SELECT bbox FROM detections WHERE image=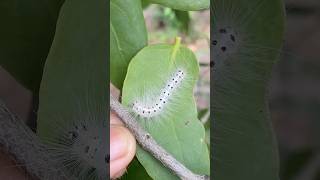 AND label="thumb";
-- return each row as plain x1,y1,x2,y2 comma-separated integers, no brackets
110,112,136,179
